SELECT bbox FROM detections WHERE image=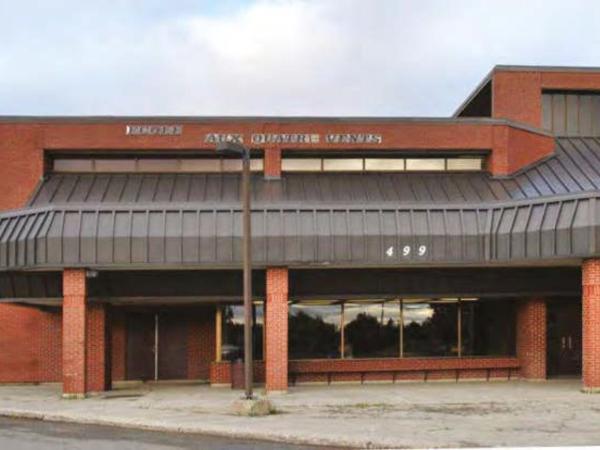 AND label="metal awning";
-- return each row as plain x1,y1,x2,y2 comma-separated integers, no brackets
0,192,597,270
